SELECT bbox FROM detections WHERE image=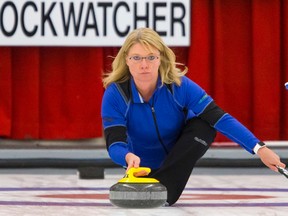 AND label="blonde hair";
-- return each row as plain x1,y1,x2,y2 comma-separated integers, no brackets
102,28,187,88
